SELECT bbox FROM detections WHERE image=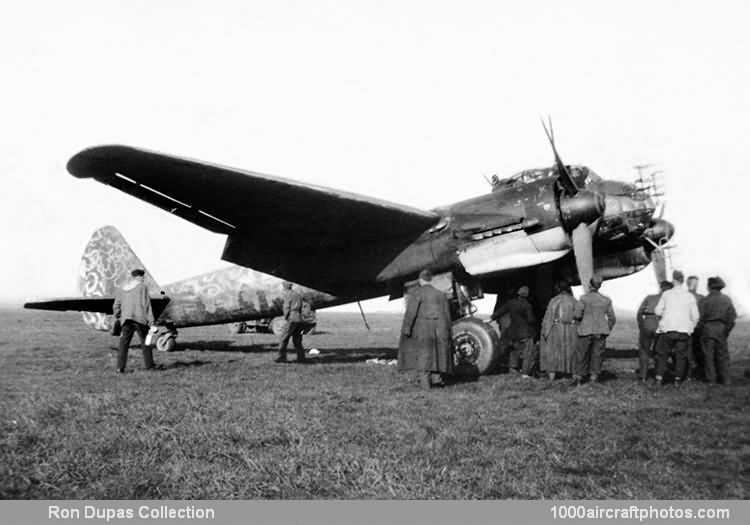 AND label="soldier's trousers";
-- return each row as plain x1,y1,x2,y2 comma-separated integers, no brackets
655,331,689,380
508,338,537,375
701,336,730,384
576,335,606,378
638,330,658,380
278,321,305,359
118,320,155,371
688,329,704,378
